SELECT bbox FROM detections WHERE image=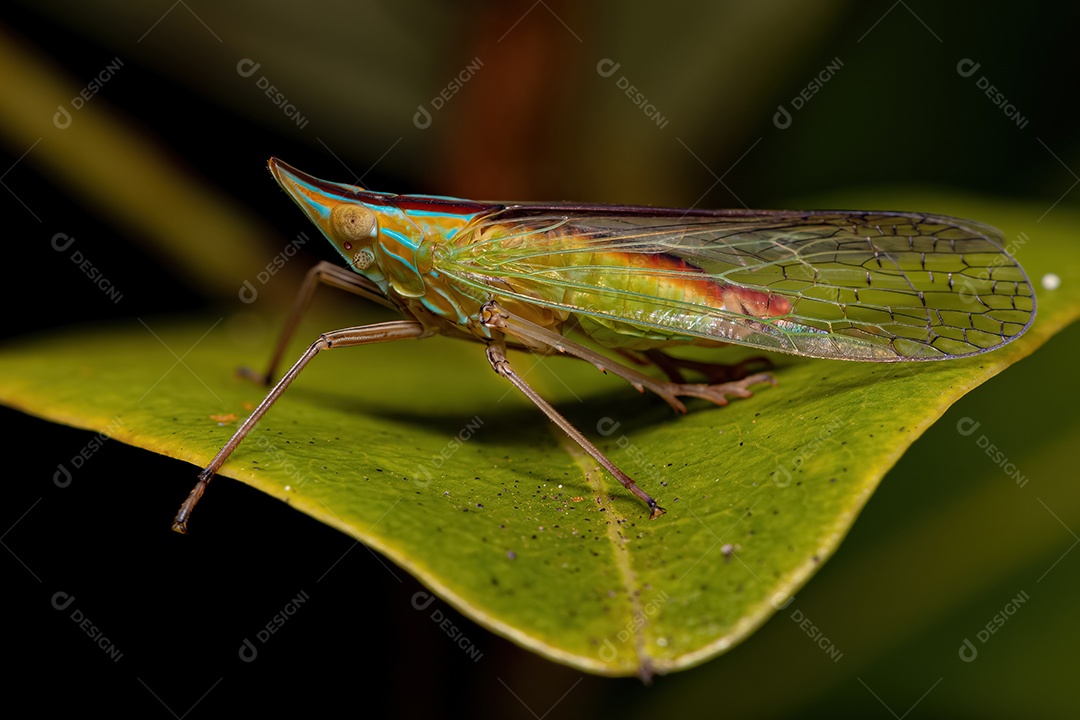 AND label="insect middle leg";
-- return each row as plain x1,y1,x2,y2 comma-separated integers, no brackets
480,302,774,414
485,338,665,520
